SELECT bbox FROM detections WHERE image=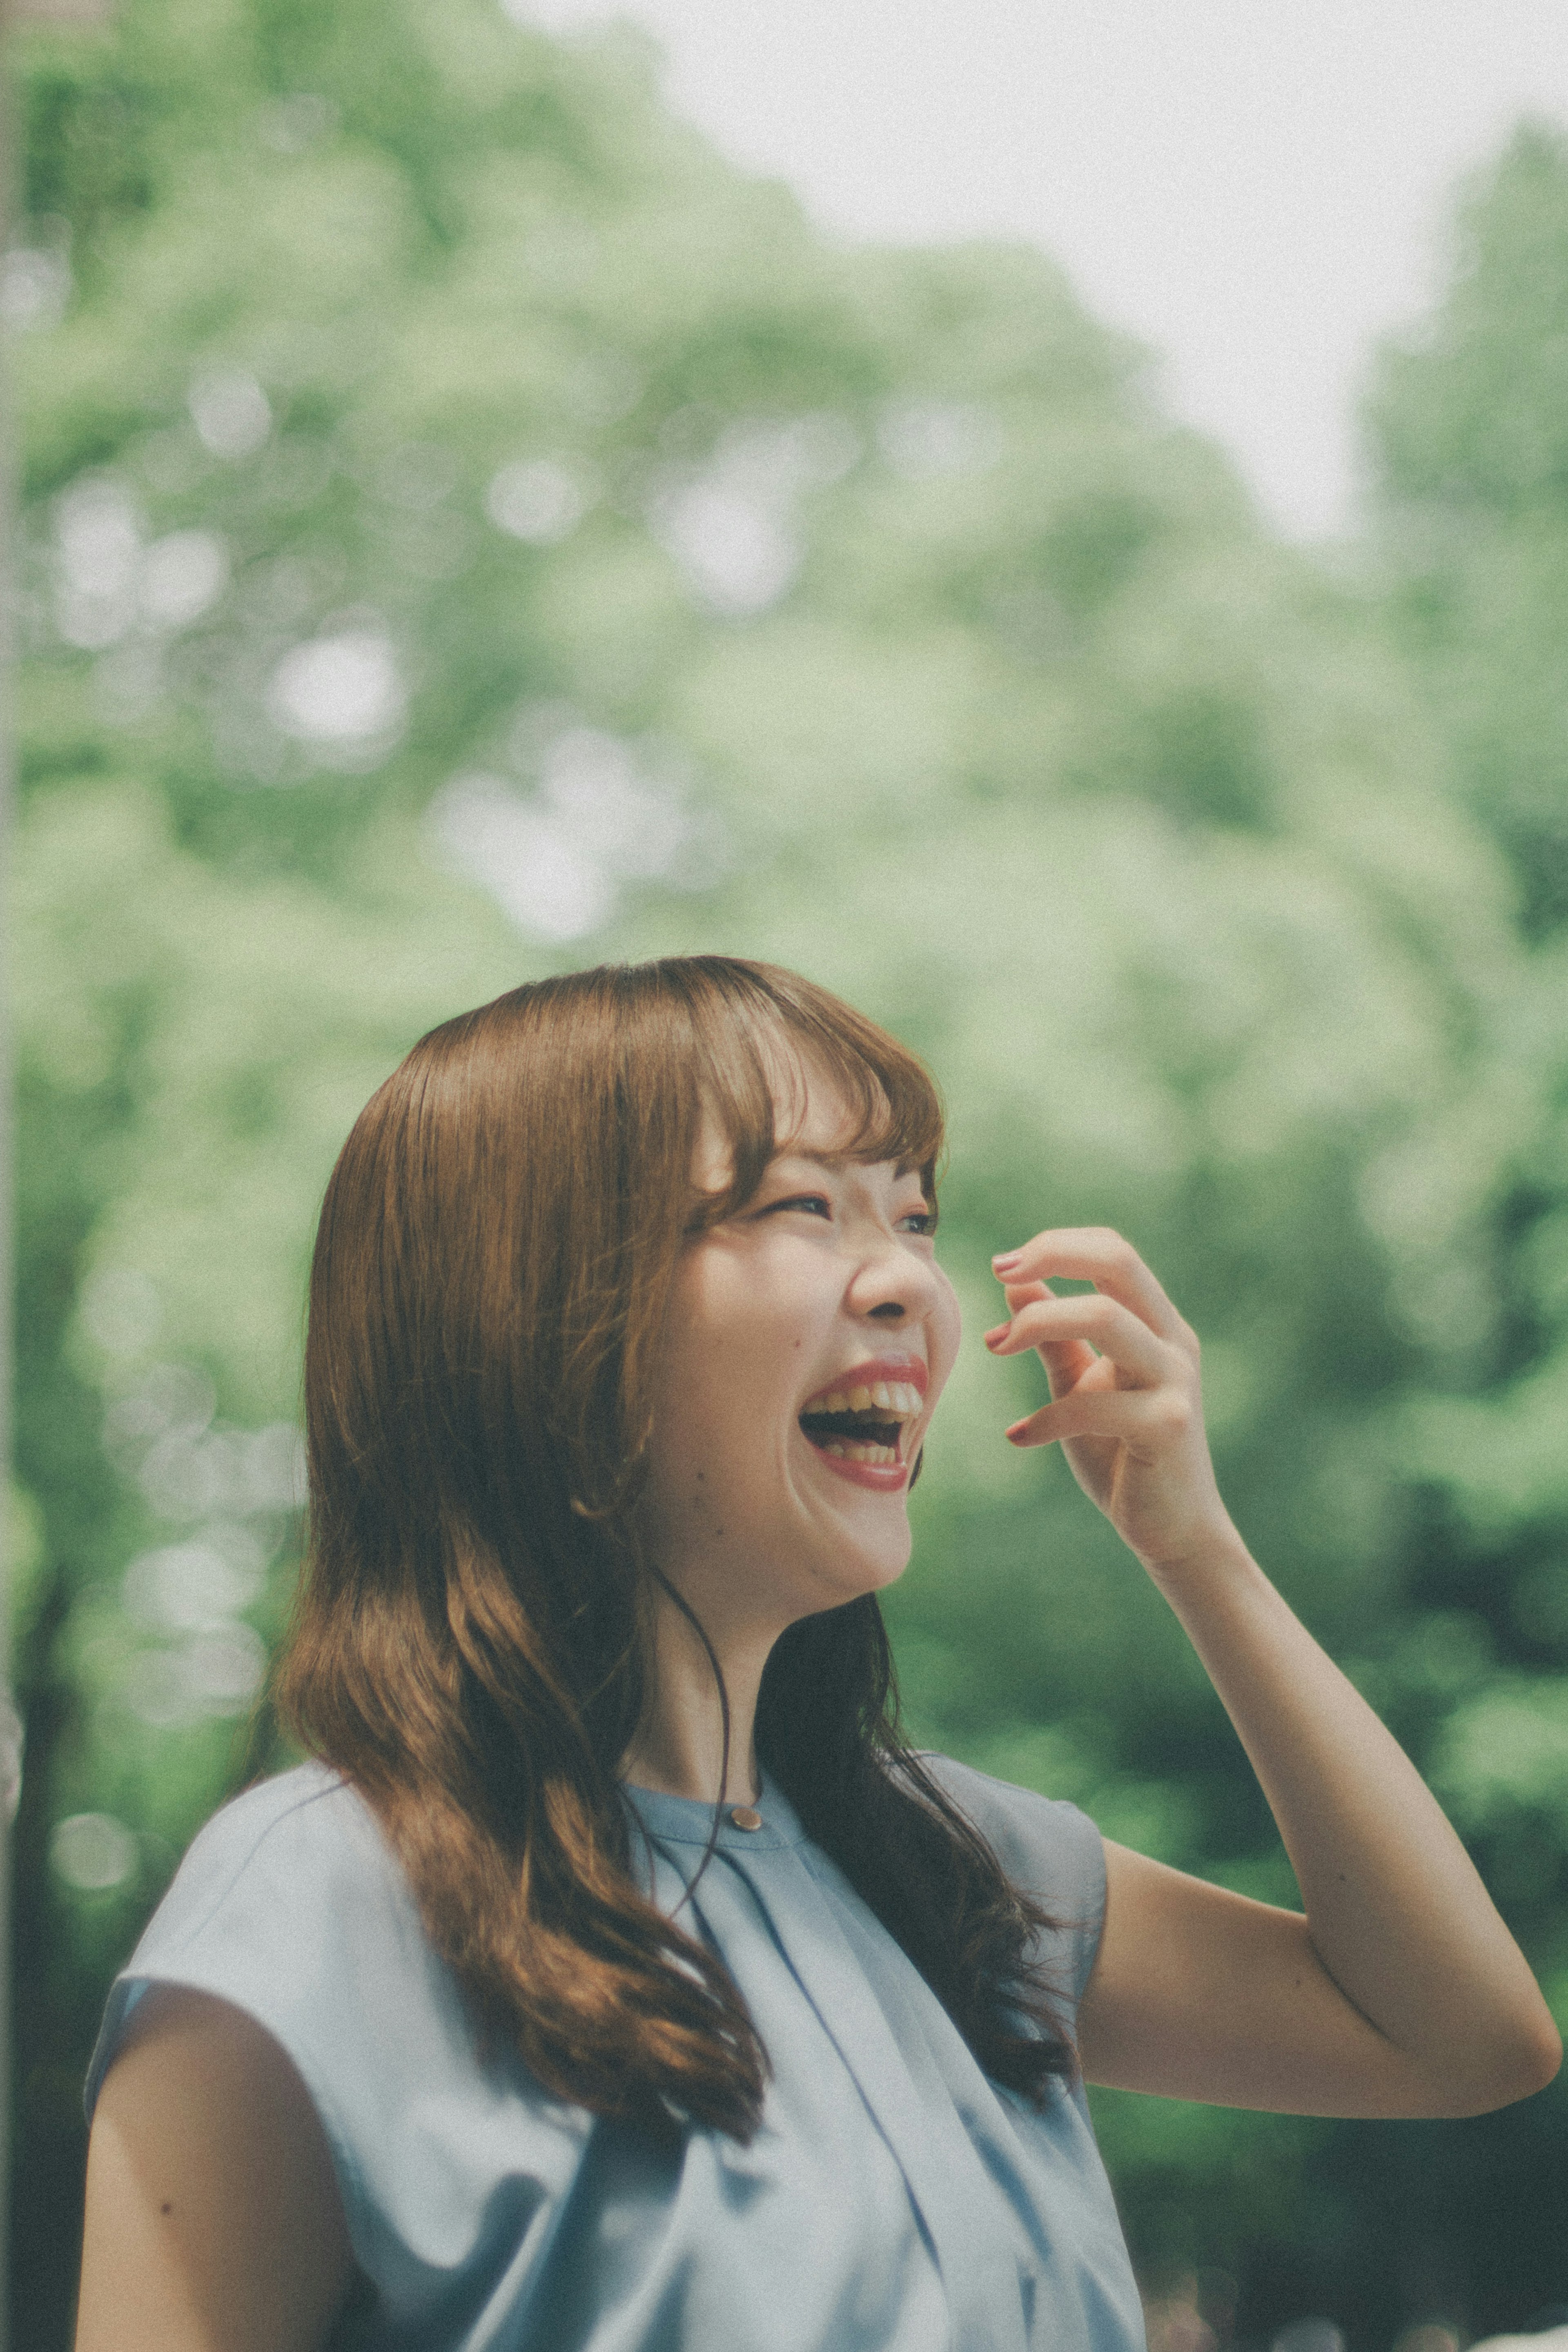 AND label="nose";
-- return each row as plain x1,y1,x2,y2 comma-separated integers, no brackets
845,1226,943,1326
